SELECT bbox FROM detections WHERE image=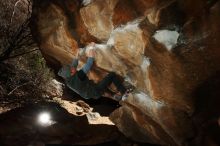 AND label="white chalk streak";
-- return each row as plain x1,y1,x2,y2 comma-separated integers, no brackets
153,30,179,51
82,0,92,6
107,18,143,46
